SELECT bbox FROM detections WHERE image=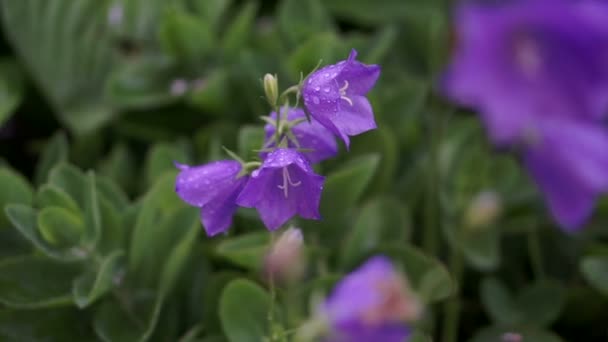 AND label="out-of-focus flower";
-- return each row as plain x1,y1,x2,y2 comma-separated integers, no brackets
523,120,608,229
302,49,381,147
175,161,248,236
170,79,189,96
264,227,306,283
262,107,338,163
108,3,124,27
442,0,608,145
236,149,324,230
323,256,422,342
465,190,502,229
